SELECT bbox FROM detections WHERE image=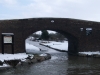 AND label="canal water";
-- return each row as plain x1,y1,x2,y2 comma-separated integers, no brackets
0,41,100,75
